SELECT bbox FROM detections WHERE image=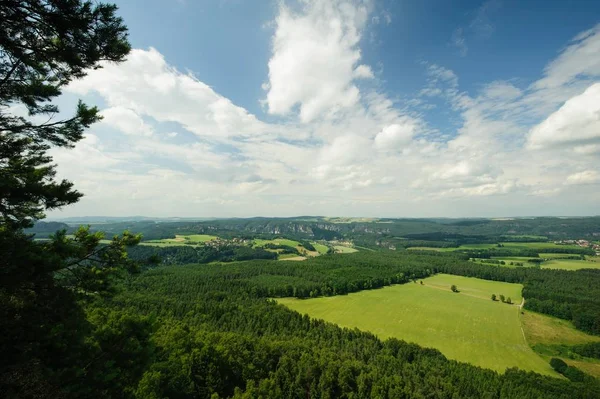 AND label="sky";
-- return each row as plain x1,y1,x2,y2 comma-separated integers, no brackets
45,0,600,218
